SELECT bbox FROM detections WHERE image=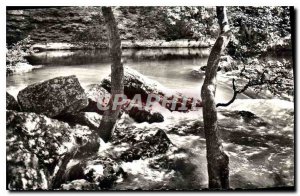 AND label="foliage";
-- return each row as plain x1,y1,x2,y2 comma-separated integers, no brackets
218,7,294,102
227,6,291,58
6,36,32,75
158,7,218,41
240,58,293,99
72,10,107,45
80,6,219,42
